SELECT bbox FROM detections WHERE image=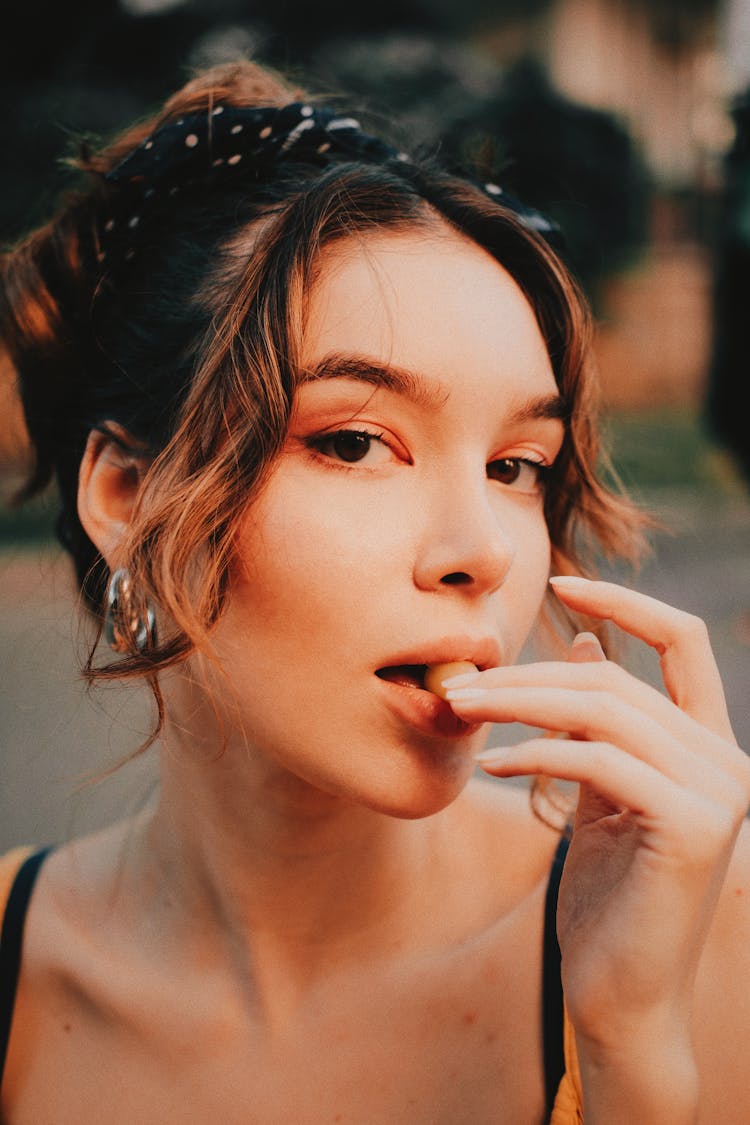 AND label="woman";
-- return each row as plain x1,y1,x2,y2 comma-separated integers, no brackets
1,60,748,1123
